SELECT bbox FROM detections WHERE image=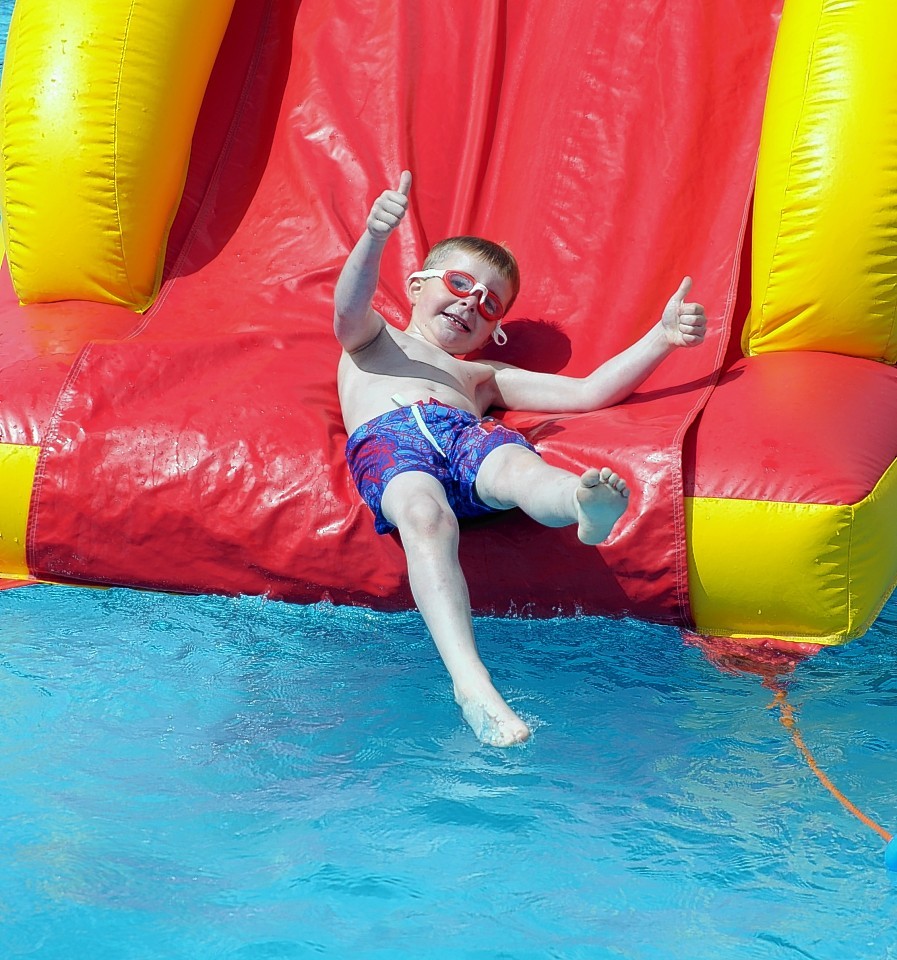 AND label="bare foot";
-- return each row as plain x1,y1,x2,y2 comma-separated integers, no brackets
454,681,531,747
574,467,630,544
